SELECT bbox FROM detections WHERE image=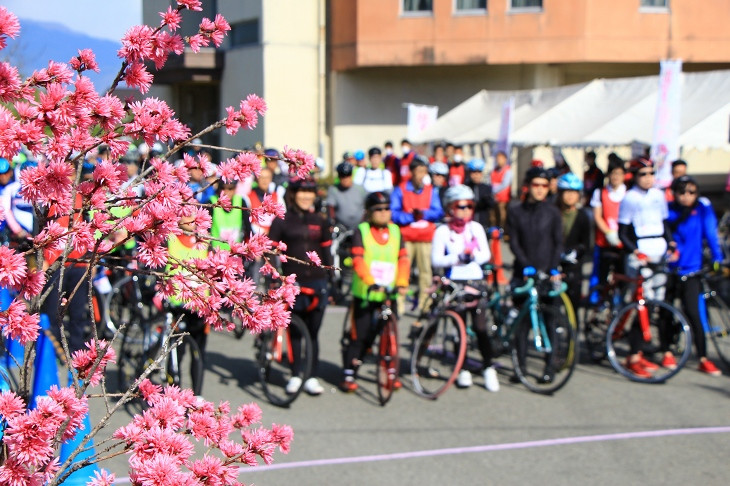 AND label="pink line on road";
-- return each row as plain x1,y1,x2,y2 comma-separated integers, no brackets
112,426,730,483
